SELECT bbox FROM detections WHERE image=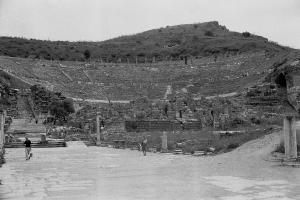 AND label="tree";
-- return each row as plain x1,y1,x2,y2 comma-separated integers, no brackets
63,98,75,113
84,49,91,60
49,98,75,123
